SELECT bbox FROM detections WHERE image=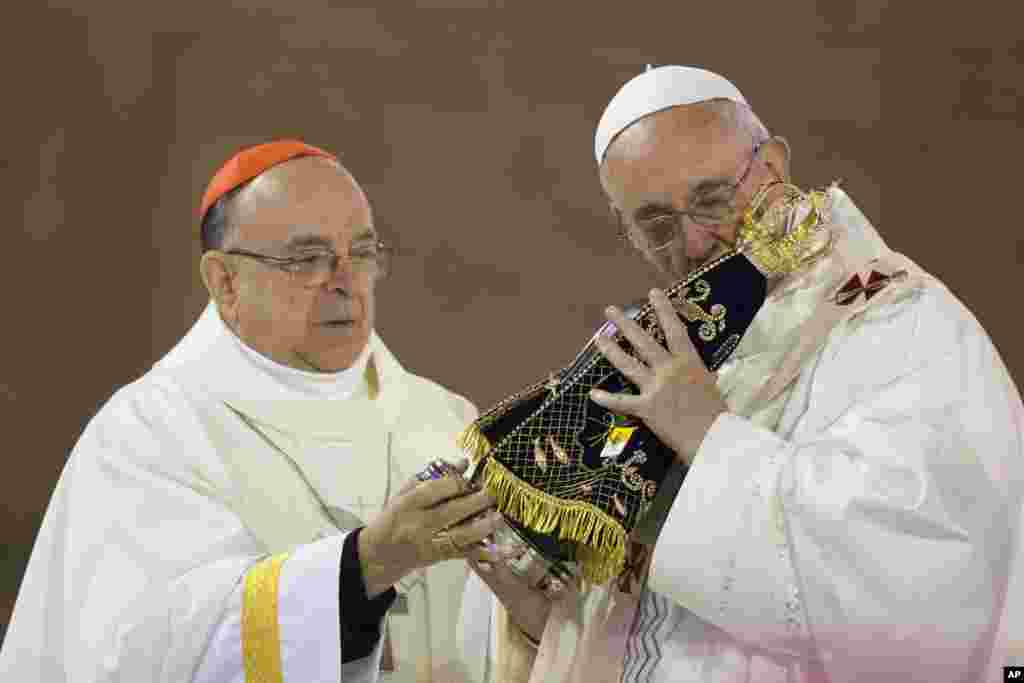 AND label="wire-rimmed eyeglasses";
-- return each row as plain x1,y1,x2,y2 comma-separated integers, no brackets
617,139,768,254
225,239,393,284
